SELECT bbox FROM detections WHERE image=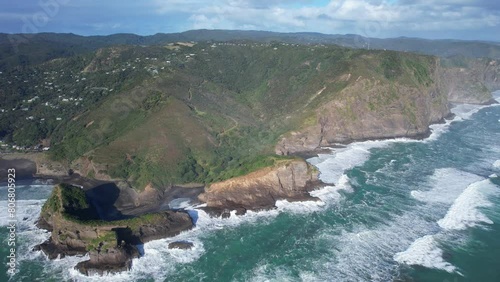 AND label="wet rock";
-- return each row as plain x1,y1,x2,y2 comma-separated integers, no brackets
168,241,194,250
75,244,140,276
